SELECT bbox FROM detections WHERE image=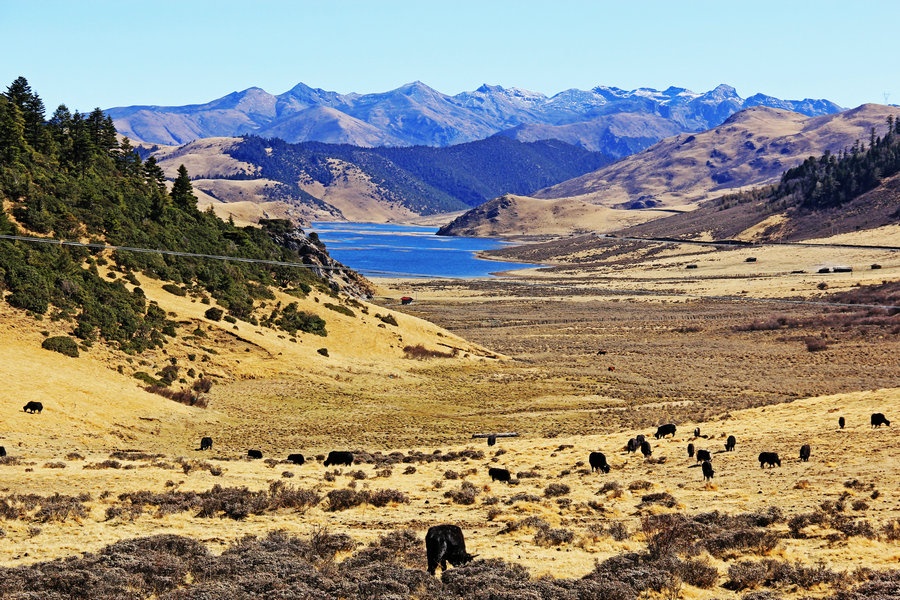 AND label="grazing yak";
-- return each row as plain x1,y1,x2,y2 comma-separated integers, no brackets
871,413,891,428
687,443,695,458
655,423,677,439
640,440,652,457
488,467,511,482
0,446,5,457
625,438,639,453
759,452,781,468
589,452,610,473
725,435,736,452
287,453,305,465
838,416,845,429
696,449,711,463
425,524,476,575
323,451,354,467
694,427,701,438
23,401,43,414
701,460,714,481
635,434,646,445
247,449,263,459
799,444,811,462
487,435,496,447
200,437,213,451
